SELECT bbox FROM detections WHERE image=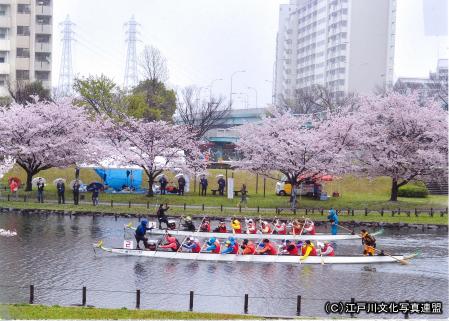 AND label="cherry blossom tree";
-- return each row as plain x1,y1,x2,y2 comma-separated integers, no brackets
0,99,102,191
105,117,205,196
235,110,354,187
346,92,448,201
